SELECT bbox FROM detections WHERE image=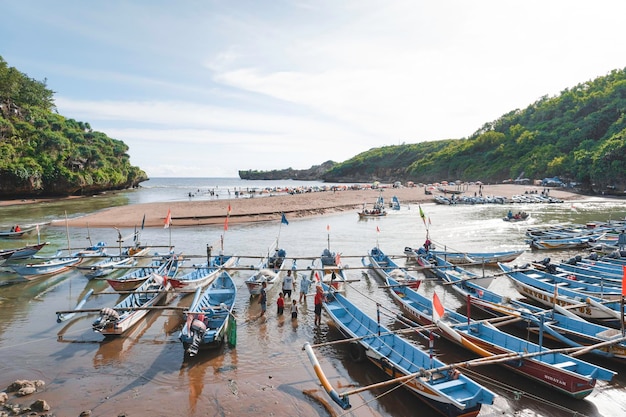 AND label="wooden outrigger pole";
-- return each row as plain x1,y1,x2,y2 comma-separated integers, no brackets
302,342,351,410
